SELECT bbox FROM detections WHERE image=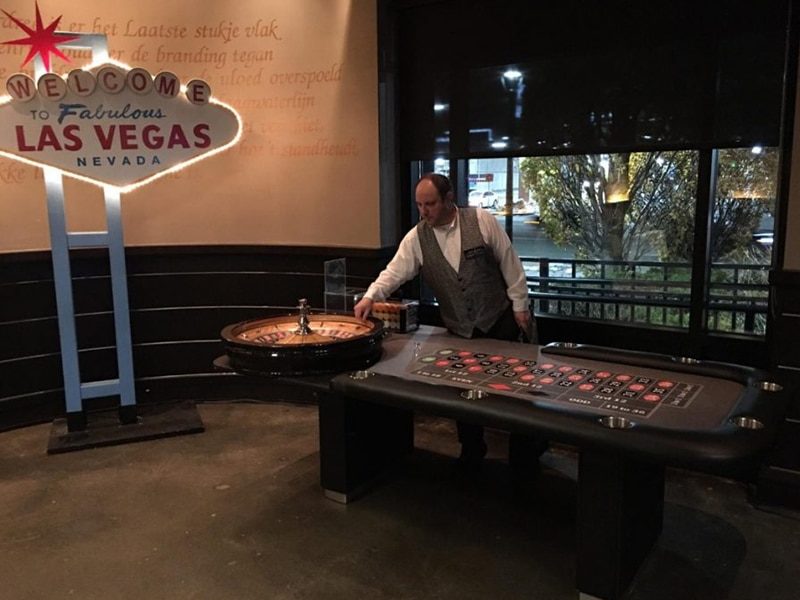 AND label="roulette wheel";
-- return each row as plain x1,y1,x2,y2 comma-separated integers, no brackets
221,299,386,376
